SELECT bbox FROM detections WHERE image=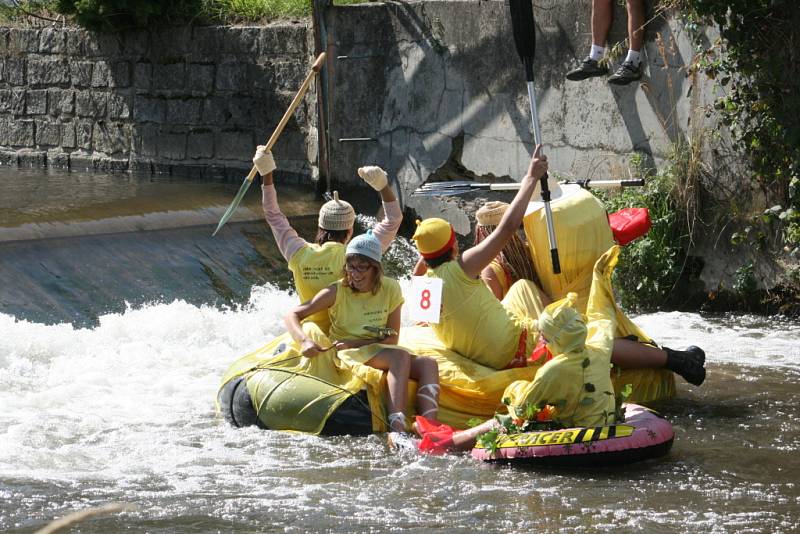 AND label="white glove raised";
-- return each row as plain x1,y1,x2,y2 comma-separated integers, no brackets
253,145,276,176
357,165,389,191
